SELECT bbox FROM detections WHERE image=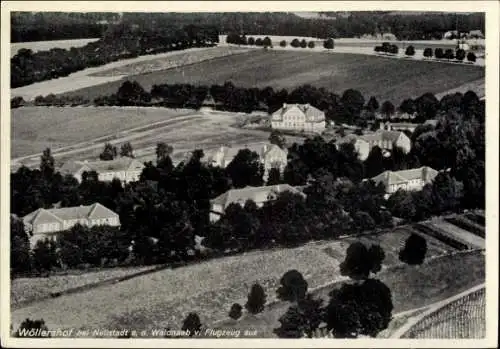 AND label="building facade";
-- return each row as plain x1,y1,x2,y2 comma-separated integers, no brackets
380,121,418,133
271,103,326,133
22,203,120,246
369,166,439,194
209,184,305,222
59,158,144,184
